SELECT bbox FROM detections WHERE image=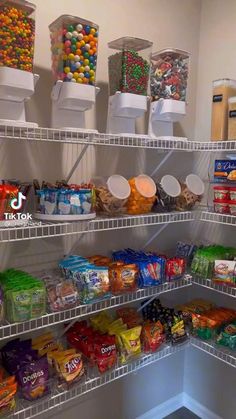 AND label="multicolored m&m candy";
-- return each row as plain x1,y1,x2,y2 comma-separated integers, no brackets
0,1,35,72
108,37,152,96
49,16,98,86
